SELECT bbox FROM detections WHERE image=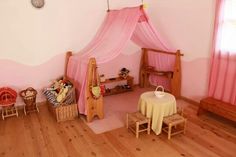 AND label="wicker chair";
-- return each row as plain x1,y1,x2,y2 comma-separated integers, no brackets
20,87,39,115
